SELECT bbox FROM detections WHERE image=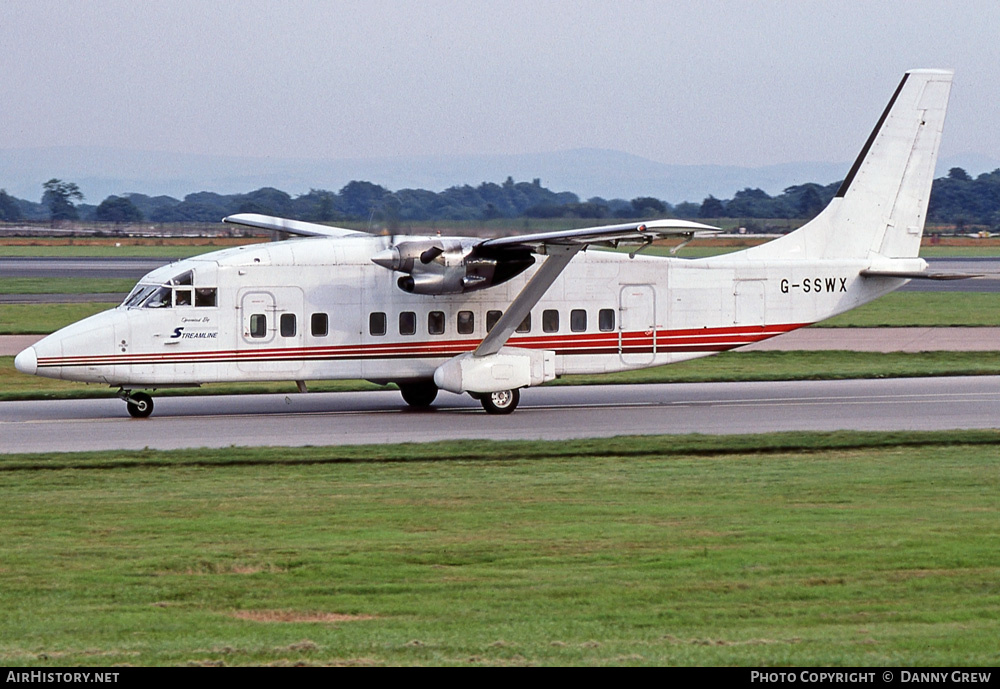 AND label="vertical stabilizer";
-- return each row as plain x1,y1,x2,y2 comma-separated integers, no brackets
746,69,952,260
